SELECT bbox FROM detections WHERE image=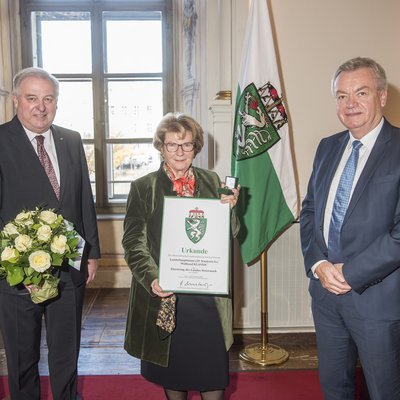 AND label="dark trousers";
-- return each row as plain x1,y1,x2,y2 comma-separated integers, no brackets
312,292,400,400
0,275,85,400
360,369,372,400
